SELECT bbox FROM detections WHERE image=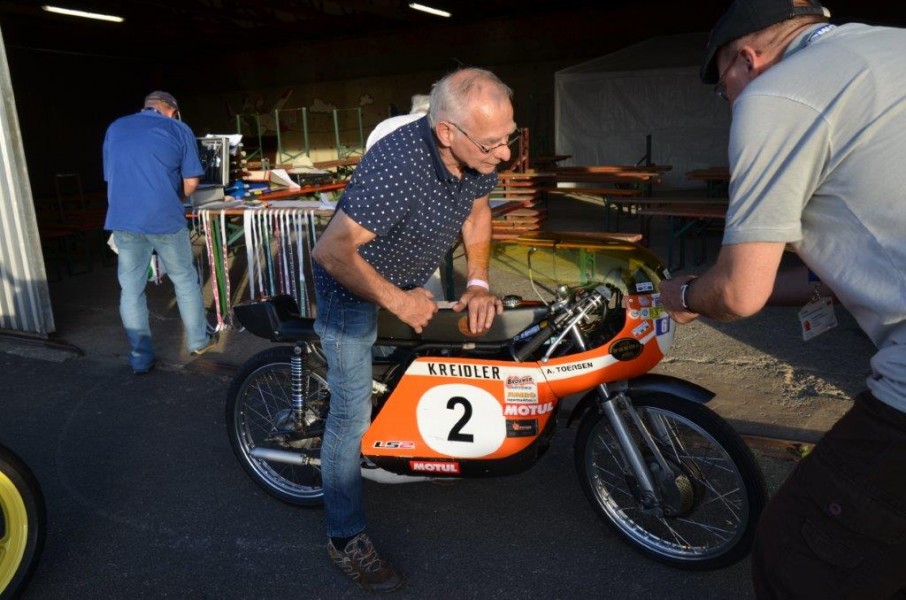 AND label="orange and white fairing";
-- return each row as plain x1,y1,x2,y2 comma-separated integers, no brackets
361,292,675,464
